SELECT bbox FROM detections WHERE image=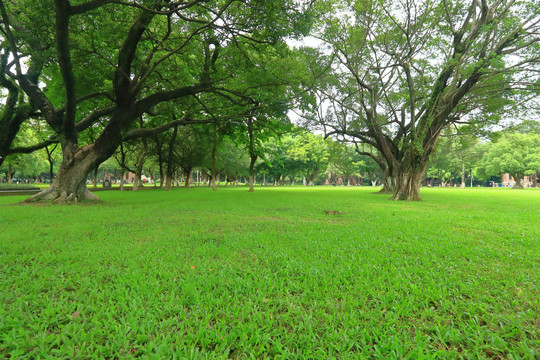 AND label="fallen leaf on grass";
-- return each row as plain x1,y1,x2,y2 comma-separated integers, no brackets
71,311,80,319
